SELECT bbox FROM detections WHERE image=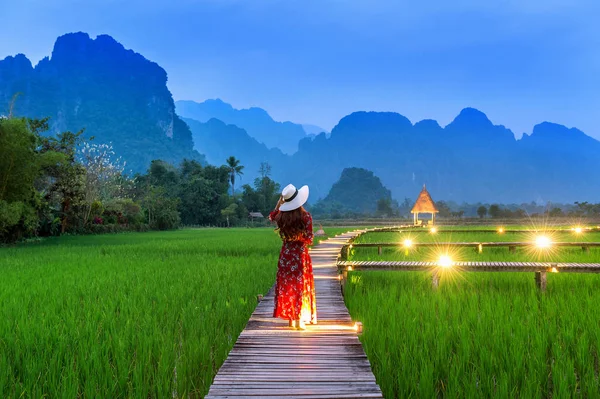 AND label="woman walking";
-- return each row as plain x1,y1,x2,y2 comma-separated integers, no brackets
269,184,317,330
